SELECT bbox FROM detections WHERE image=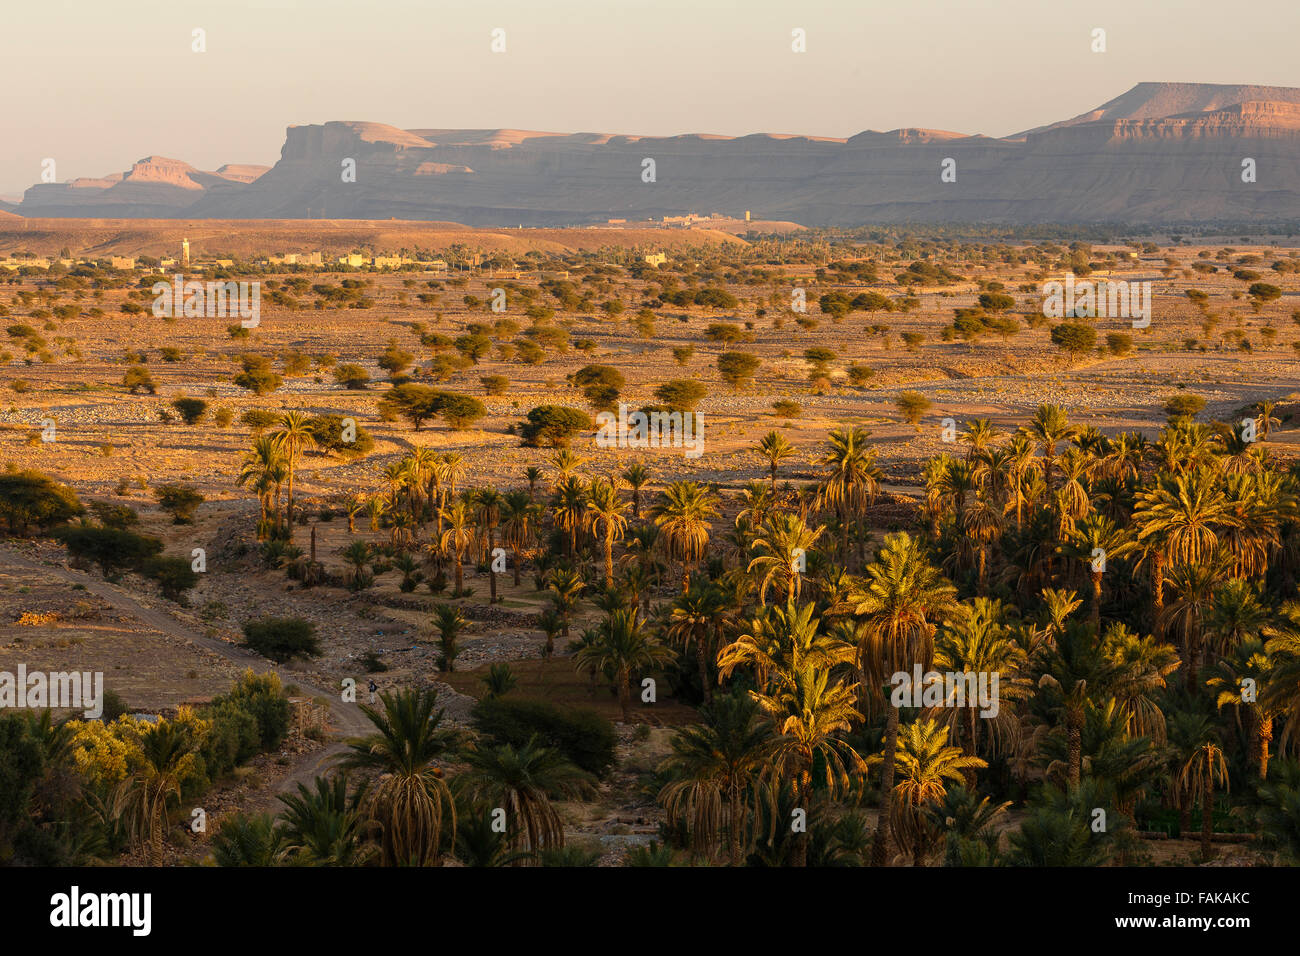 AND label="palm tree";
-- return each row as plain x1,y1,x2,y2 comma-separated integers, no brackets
890,718,986,865
365,495,387,533
344,492,364,534
432,603,466,672
1134,469,1231,614
126,717,199,864
1208,638,1277,780
548,448,586,486
658,692,777,865
1026,403,1076,493
931,598,1030,775
499,490,537,588
474,488,504,603
746,511,824,606
757,431,796,491
552,475,590,557
743,602,866,867
1065,514,1137,632
841,532,957,866
652,481,720,594
277,773,373,866
236,436,288,538
270,411,317,539
1257,400,1281,441
1179,736,1230,861
438,499,476,594
959,418,999,462
523,466,543,502
545,566,585,645
817,425,881,567
210,811,287,867
619,463,652,518
574,608,675,721
962,493,1003,595
667,583,727,706
406,445,440,523
587,477,630,589
458,738,591,859
337,688,459,866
